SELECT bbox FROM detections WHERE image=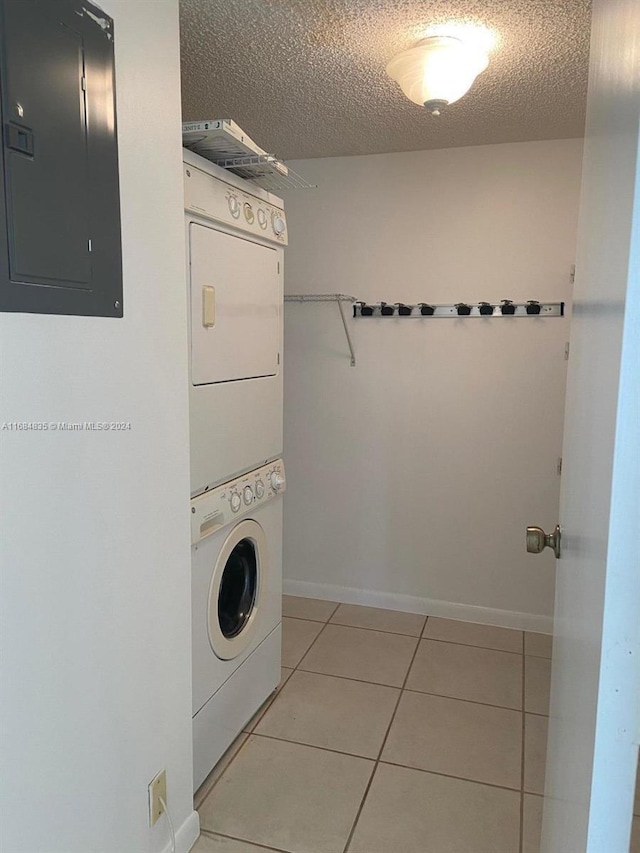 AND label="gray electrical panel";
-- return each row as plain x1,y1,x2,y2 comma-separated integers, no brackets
0,0,122,317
